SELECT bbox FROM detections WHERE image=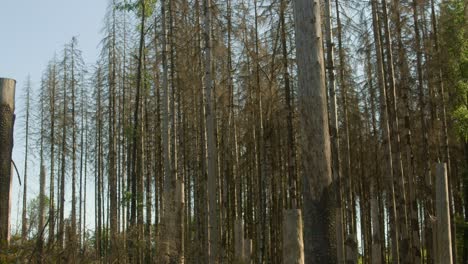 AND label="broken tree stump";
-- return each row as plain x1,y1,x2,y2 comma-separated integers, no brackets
435,163,453,264
283,209,304,264
0,78,16,249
